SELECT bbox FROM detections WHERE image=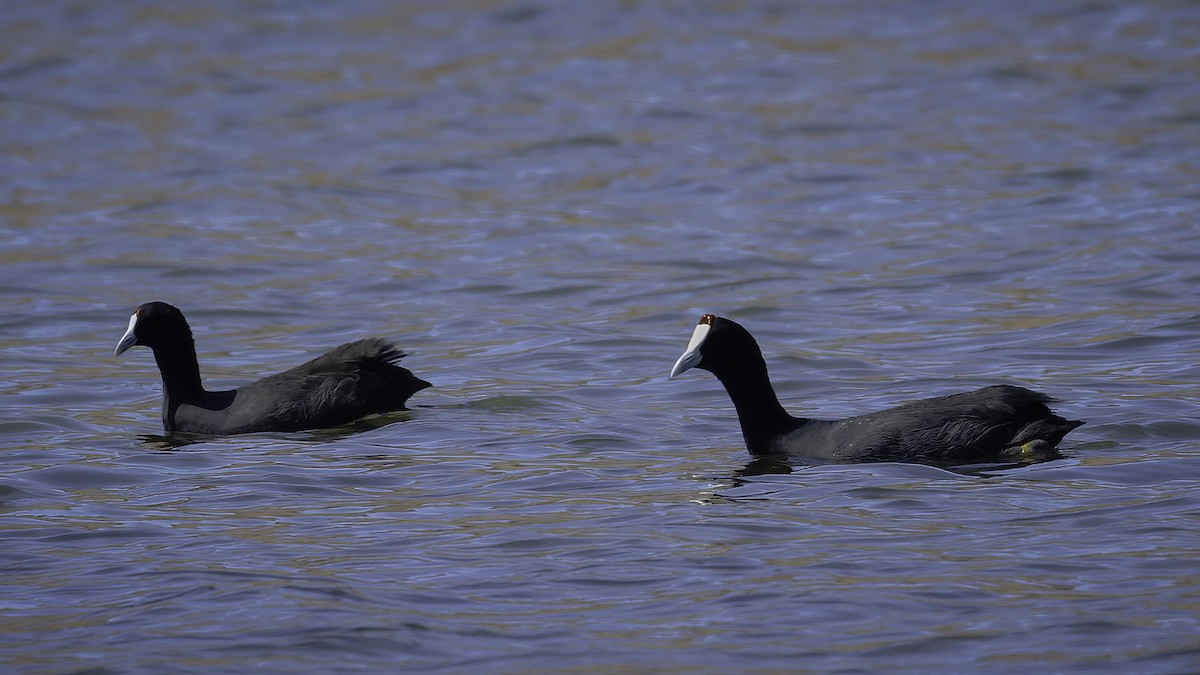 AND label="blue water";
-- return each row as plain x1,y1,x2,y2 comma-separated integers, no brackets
2,1,1199,672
